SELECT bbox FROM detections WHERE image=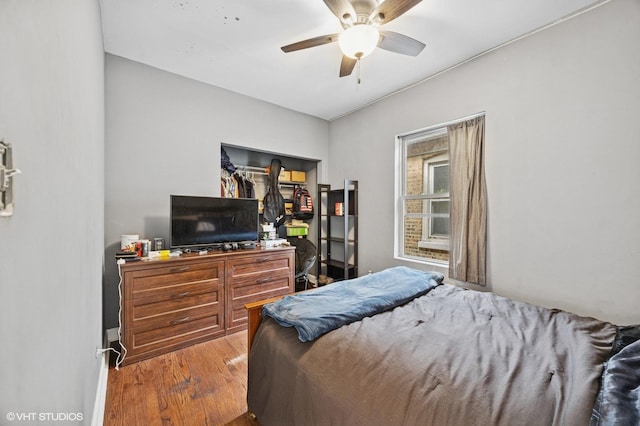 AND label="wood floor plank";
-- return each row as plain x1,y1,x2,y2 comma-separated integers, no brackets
104,331,258,426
